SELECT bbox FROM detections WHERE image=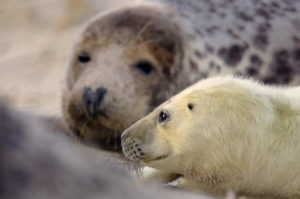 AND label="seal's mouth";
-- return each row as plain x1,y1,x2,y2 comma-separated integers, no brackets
68,121,122,152
142,154,169,163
